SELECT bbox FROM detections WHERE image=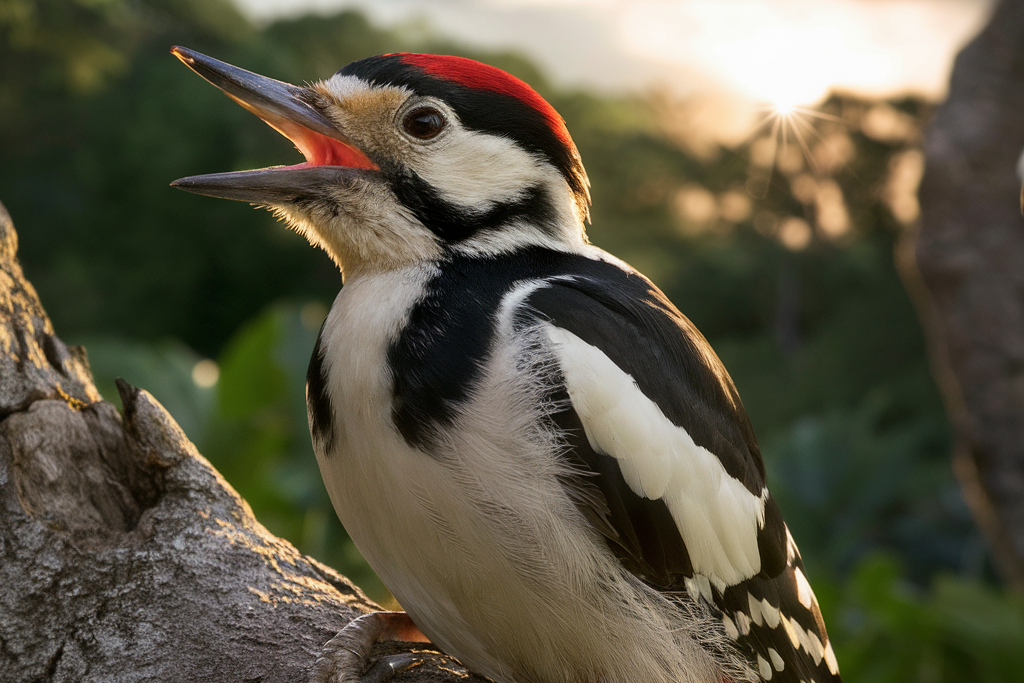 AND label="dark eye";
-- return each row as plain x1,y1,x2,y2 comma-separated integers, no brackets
402,107,445,140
